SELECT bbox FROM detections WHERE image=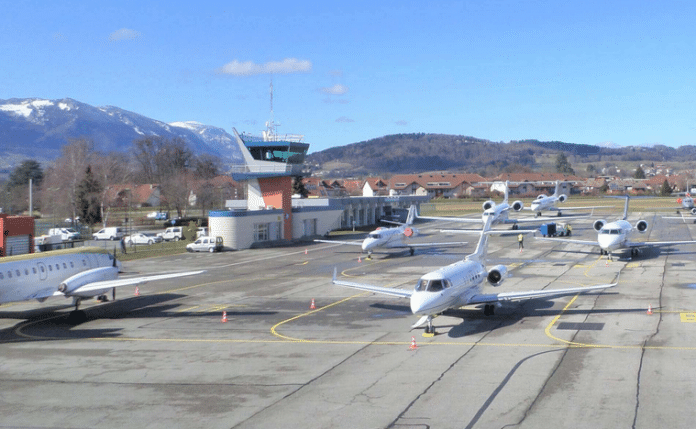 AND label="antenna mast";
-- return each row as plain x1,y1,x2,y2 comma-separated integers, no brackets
263,79,277,142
